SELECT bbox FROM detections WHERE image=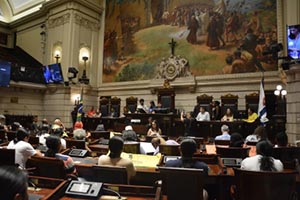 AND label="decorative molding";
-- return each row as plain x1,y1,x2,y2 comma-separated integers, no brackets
74,13,100,31
48,13,70,28
155,55,193,81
